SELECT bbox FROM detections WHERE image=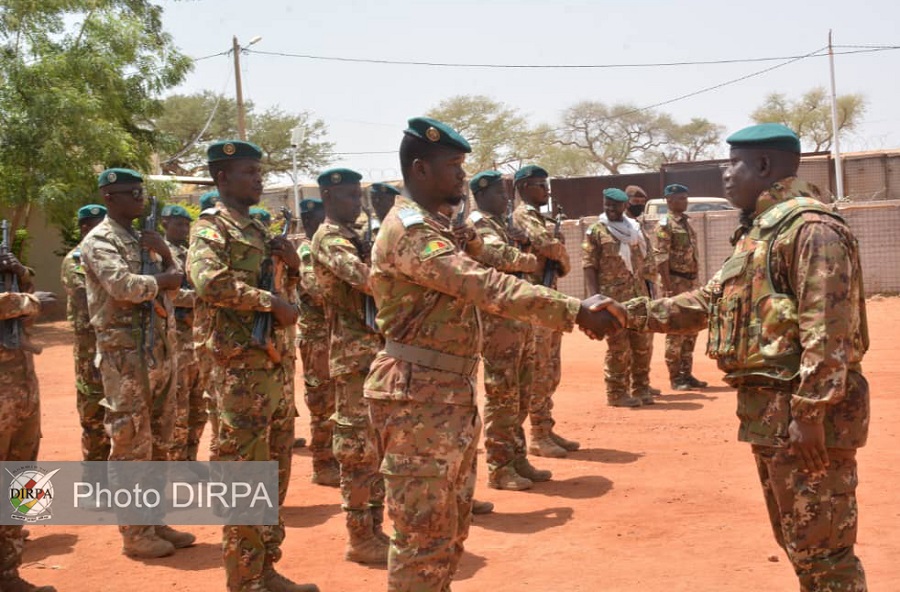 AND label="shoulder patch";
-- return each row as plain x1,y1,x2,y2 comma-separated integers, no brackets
196,226,225,243
329,236,355,248
468,210,484,223
397,207,425,228
420,239,455,261
298,243,312,256
200,207,220,217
